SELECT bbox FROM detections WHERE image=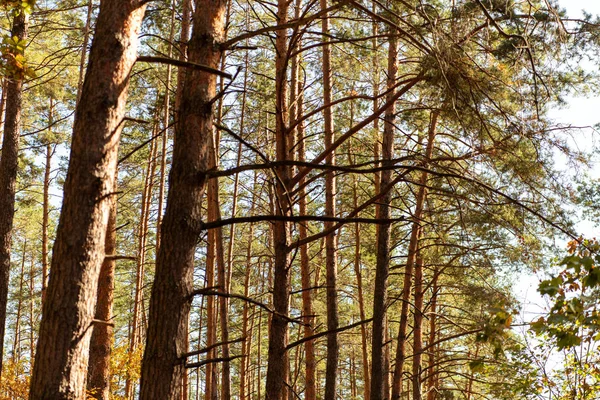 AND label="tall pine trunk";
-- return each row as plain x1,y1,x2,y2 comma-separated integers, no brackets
265,0,292,397
0,10,27,381
370,32,398,400
29,1,146,397
139,0,226,398
320,0,339,398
